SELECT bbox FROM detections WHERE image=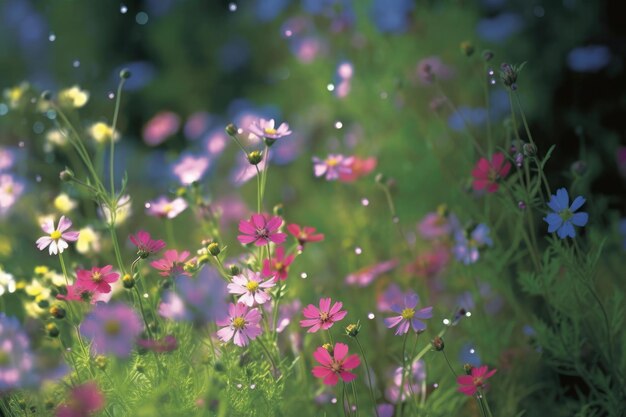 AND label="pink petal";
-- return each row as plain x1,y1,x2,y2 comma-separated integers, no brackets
333,343,349,361
300,318,320,328
319,298,331,313
57,215,72,232
36,236,52,250
339,371,357,383
238,235,258,244
312,366,333,379
217,327,234,342
62,231,80,241
269,232,287,244
329,301,343,316
238,219,256,234
491,153,504,170
233,330,247,347
251,214,266,229
342,354,360,370
41,219,55,234
265,216,283,231
323,372,339,386
313,347,333,366
302,305,320,319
